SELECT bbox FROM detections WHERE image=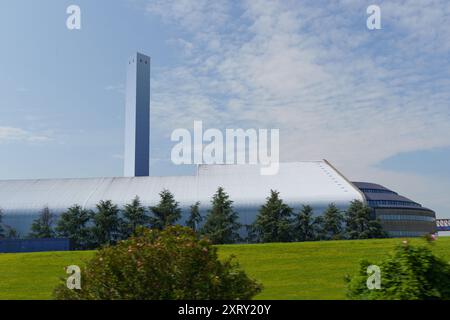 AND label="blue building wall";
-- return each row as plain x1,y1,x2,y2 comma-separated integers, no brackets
0,238,70,253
